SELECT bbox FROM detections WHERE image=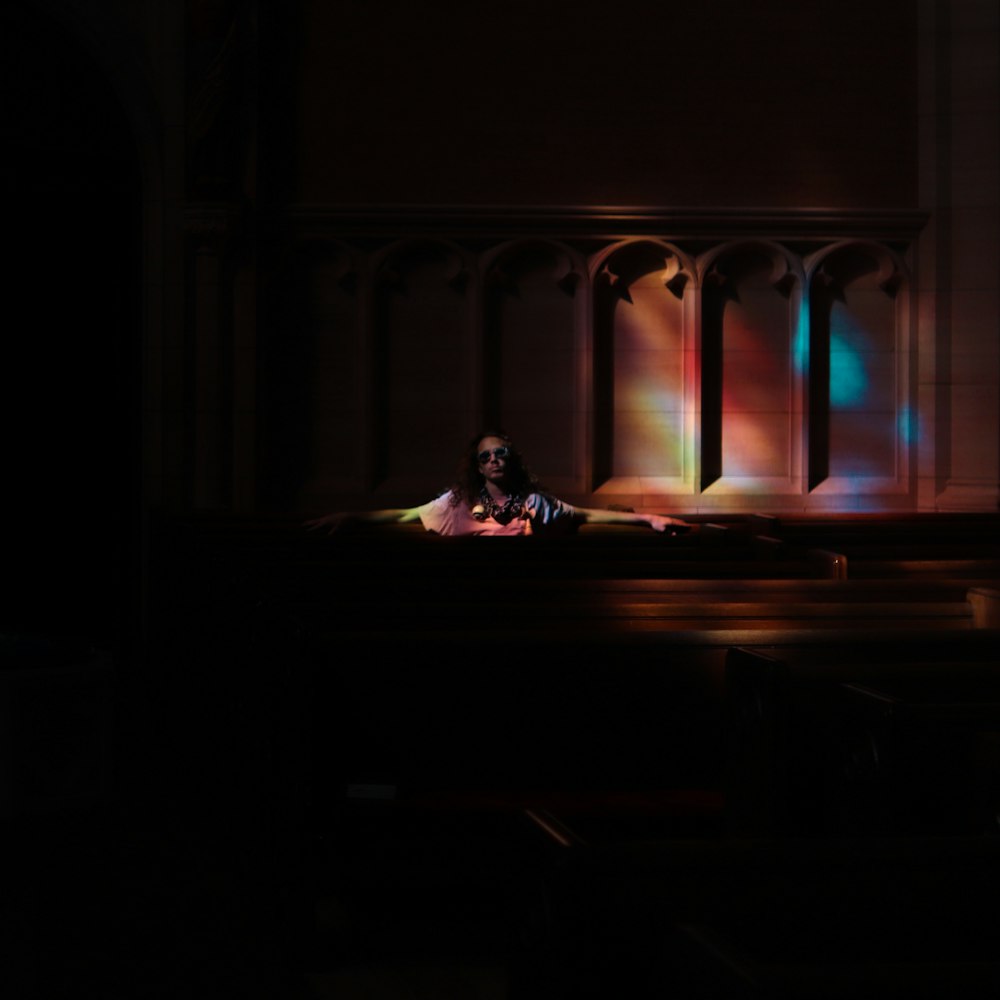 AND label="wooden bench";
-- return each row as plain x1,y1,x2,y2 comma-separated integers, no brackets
516,830,1000,999
142,511,997,827
724,631,1000,837
189,519,980,639
742,511,1000,584
969,585,1000,627
140,510,1000,998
